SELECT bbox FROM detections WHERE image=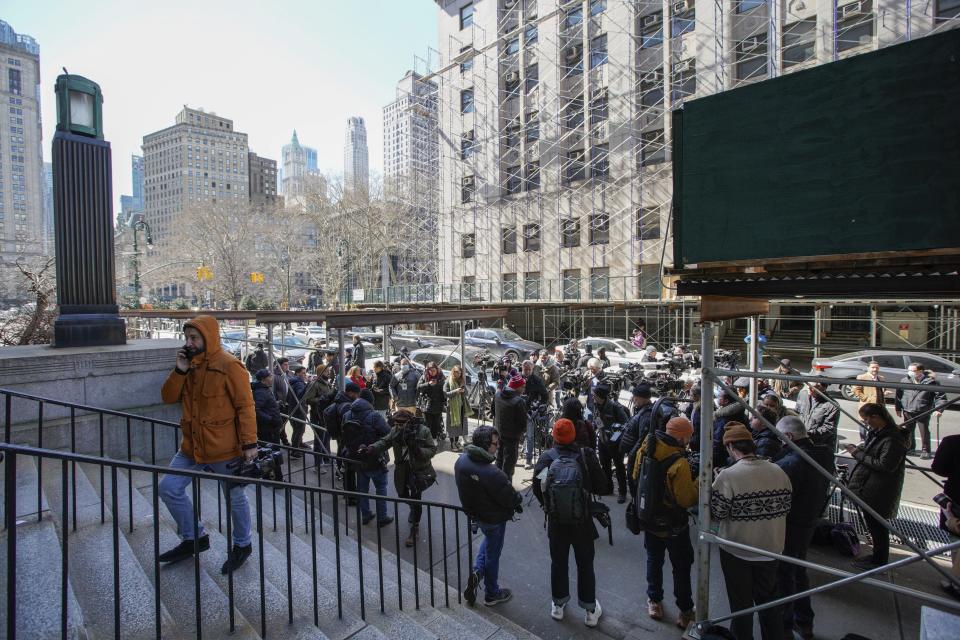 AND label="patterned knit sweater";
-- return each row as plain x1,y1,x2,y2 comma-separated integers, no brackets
710,457,792,561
